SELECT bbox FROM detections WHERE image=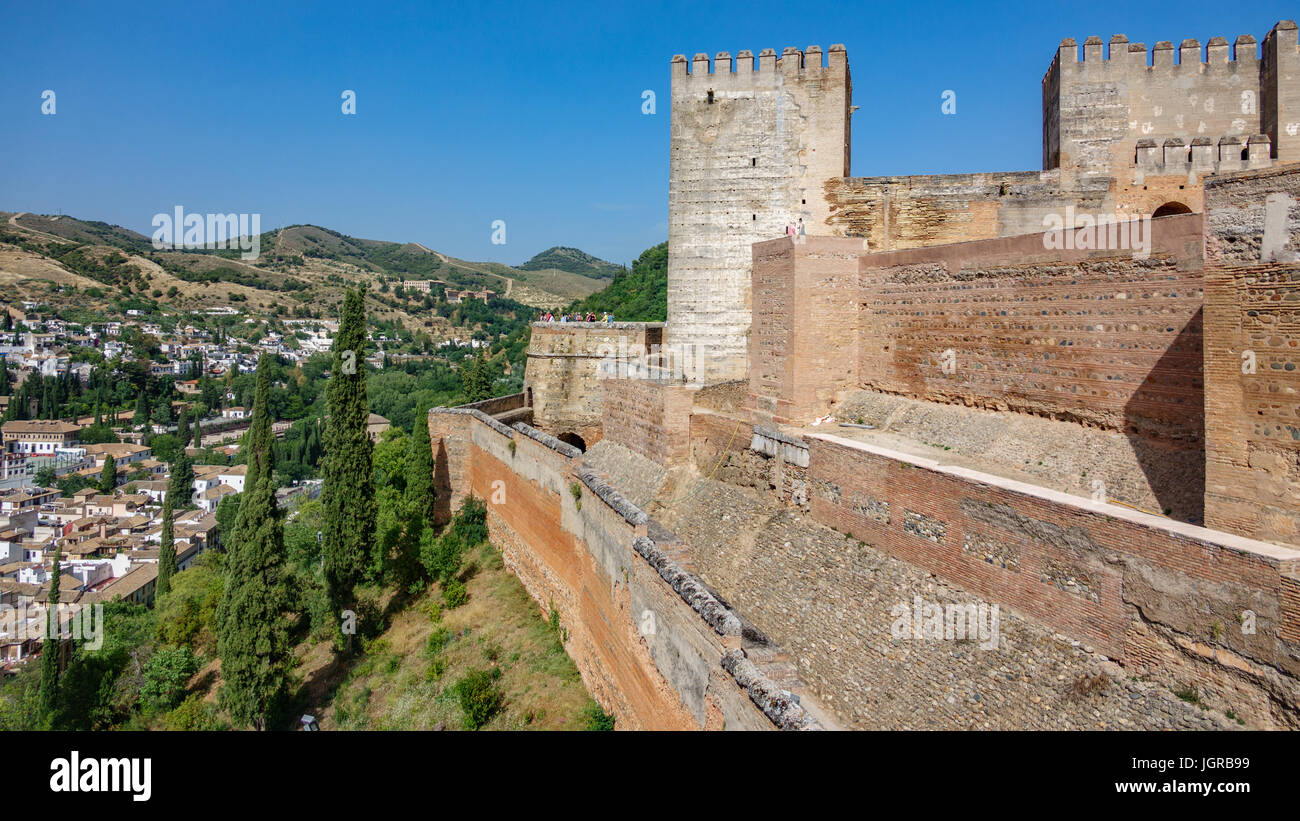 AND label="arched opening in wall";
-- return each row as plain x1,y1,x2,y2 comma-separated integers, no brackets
558,432,587,453
1152,201,1193,218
